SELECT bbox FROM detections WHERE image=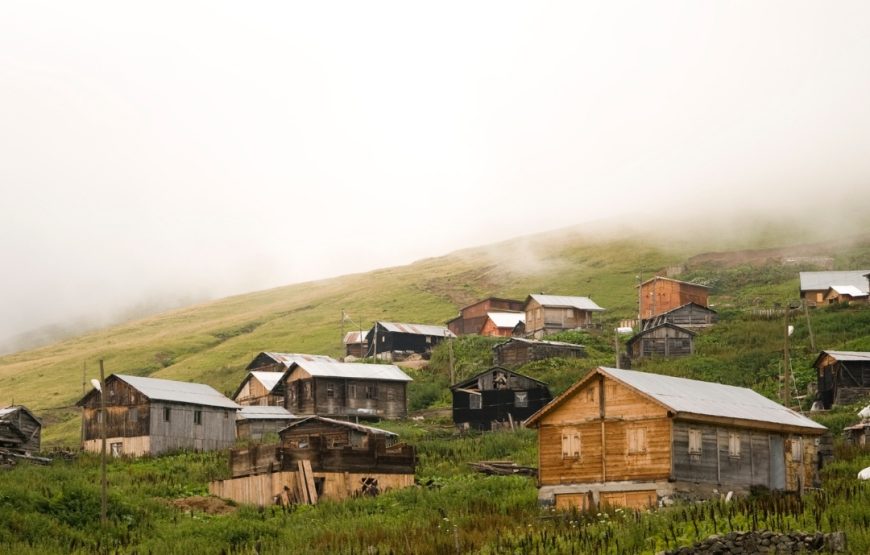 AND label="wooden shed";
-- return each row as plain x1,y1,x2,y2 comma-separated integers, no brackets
492,337,586,368
523,294,605,338
626,323,696,360
446,297,525,336
343,331,369,358
0,406,41,452
451,367,552,431
365,322,455,359
800,270,870,307
209,416,415,506
232,371,285,406
815,350,870,409
823,285,868,305
638,277,710,320
525,367,826,510
641,302,718,330
246,352,337,373
236,405,295,441
77,374,239,457
283,361,412,420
